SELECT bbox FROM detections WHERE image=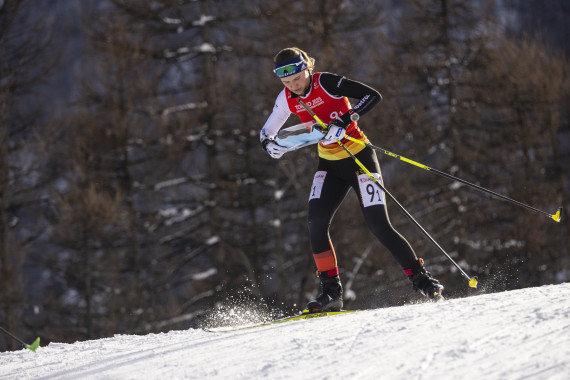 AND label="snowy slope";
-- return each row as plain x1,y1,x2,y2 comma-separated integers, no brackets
1,283,569,380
